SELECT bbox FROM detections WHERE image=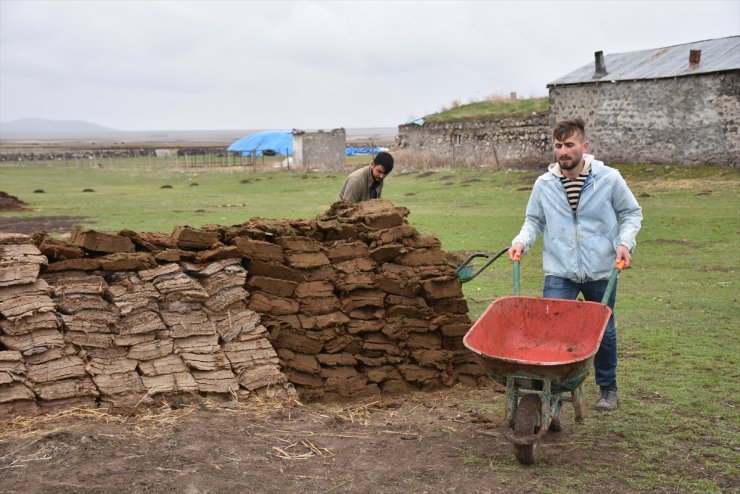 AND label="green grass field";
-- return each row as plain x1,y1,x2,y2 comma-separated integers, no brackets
1,159,739,491
426,95,549,122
